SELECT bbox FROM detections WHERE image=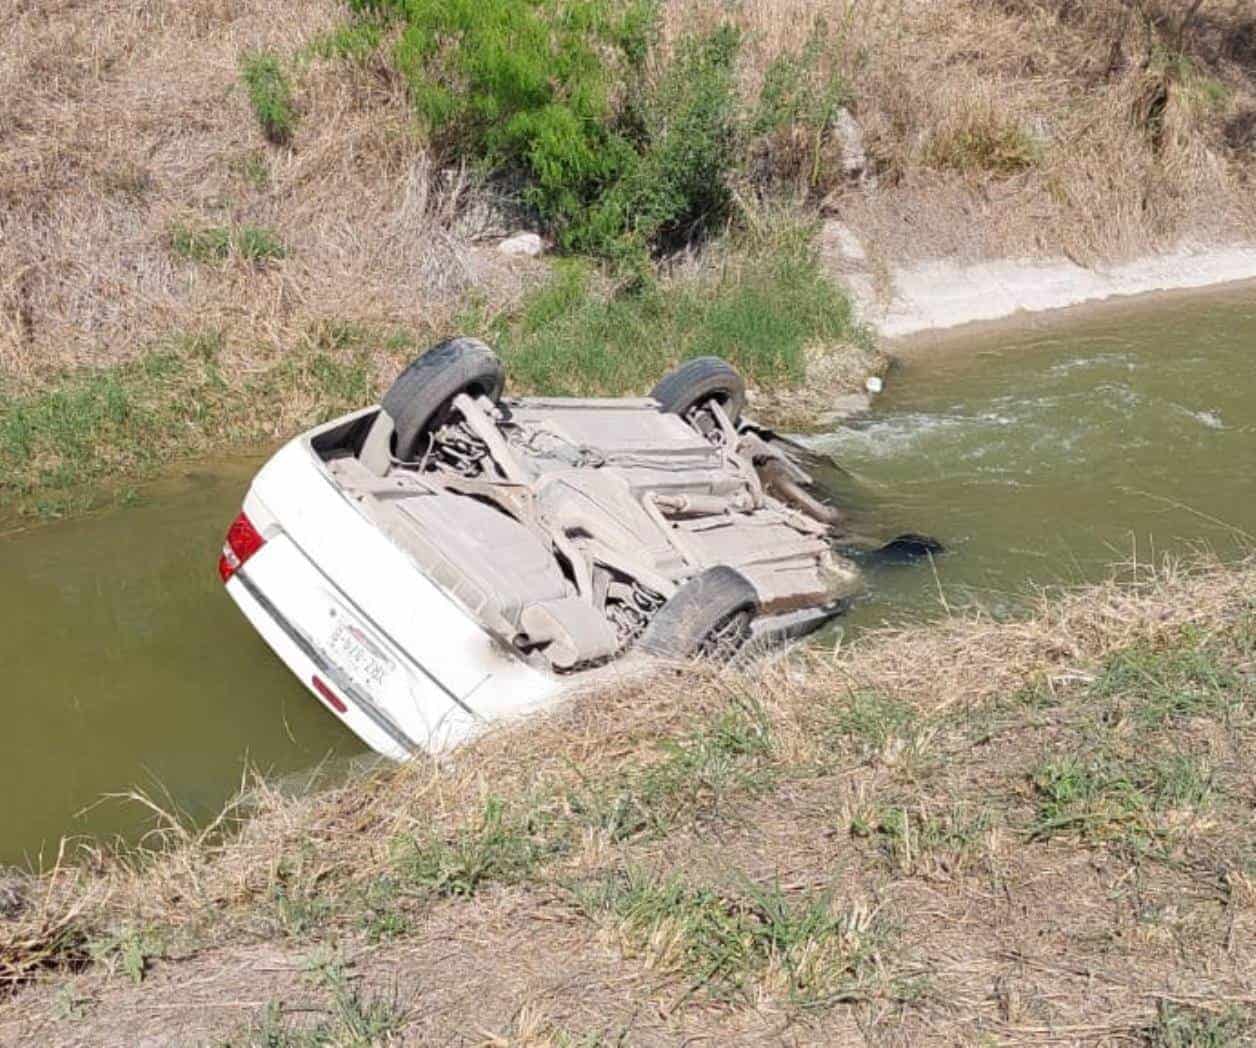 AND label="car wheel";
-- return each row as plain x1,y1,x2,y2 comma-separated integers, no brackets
650,356,746,425
381,337,506,462
638,566,759,660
